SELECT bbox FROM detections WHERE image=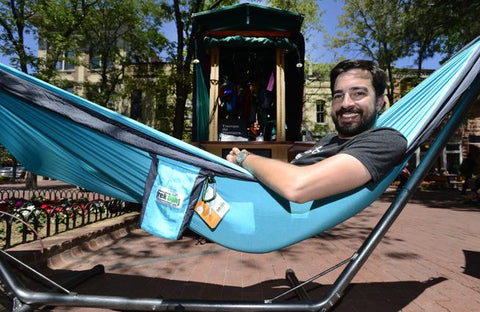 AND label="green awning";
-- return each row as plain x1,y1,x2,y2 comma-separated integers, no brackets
204,35,298,51
192,3,304,33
